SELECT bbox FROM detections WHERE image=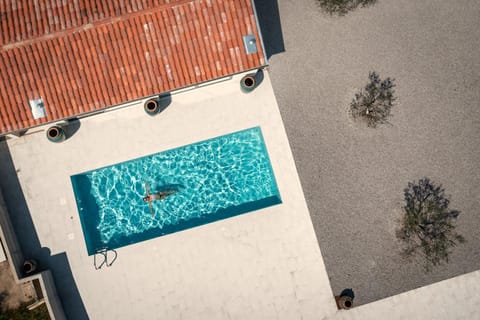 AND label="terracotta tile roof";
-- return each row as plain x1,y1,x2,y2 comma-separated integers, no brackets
0,0,265,135
0,0,184,47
